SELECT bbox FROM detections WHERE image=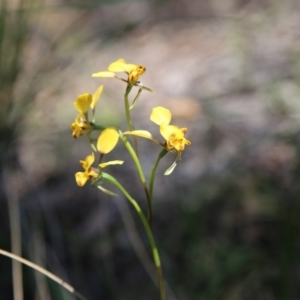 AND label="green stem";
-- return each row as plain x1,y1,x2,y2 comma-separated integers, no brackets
91,124,106,131
149,149,168,202
119,132,152,225
101,172,166,300
124,85,139,157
